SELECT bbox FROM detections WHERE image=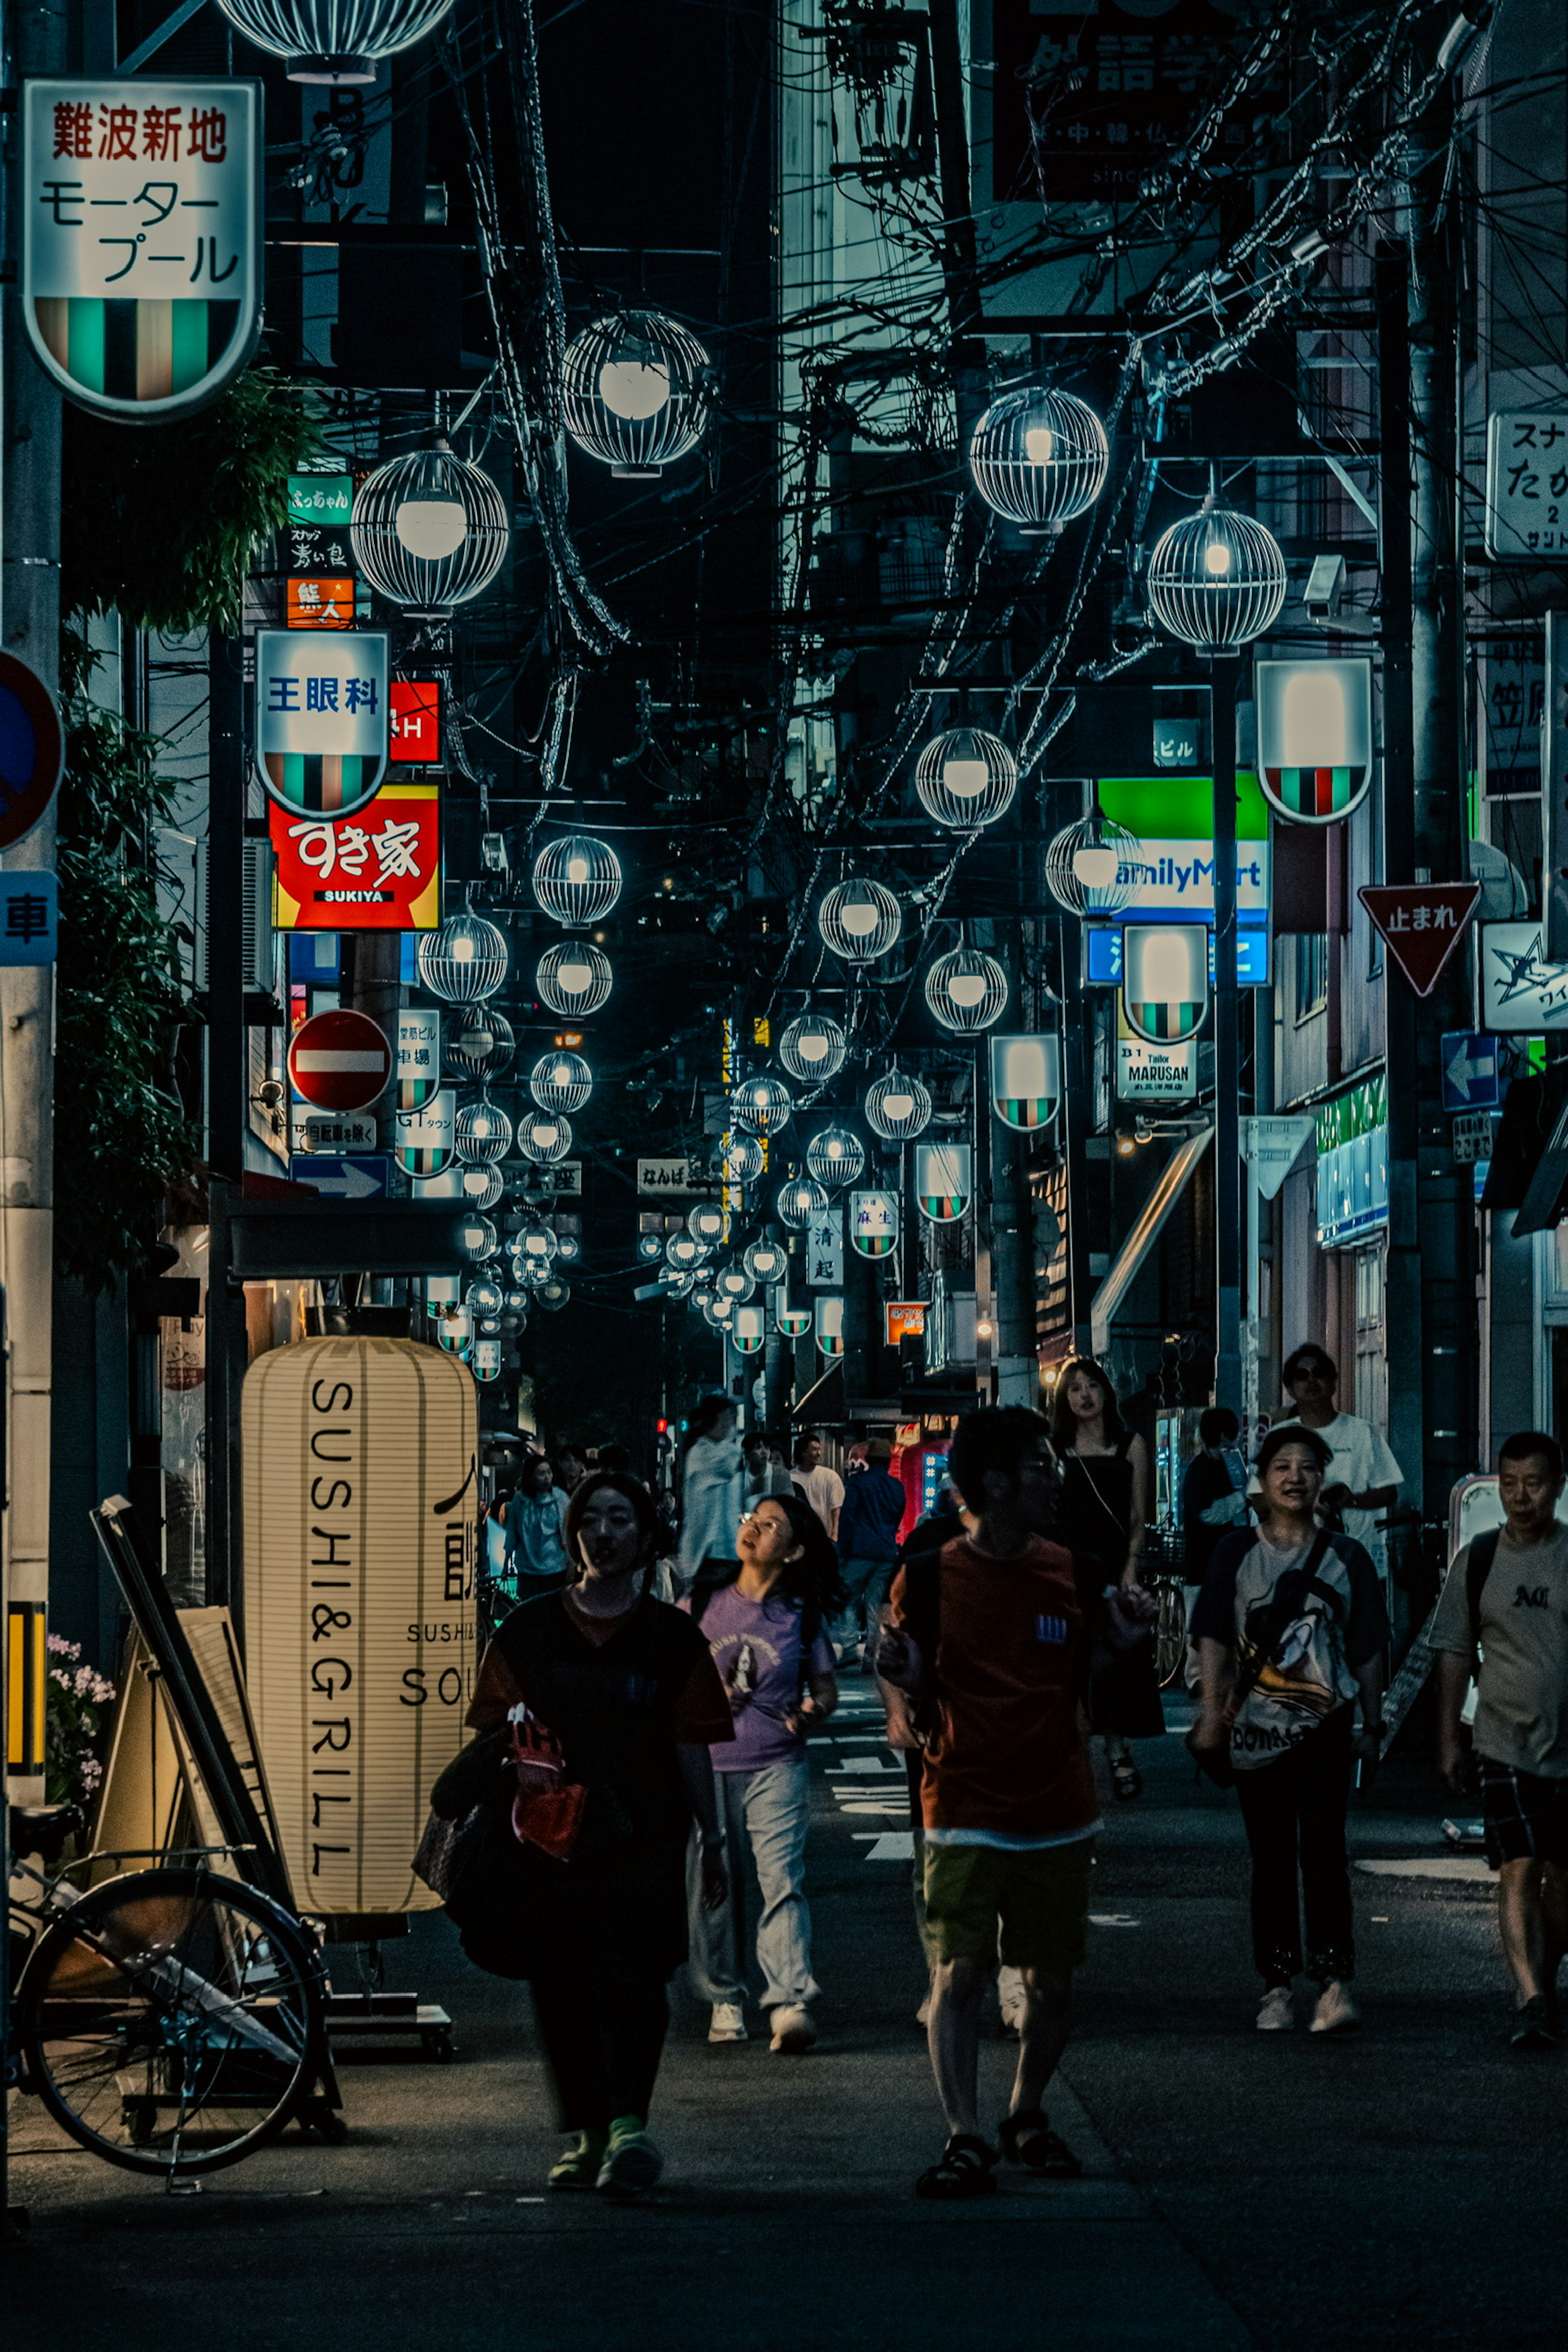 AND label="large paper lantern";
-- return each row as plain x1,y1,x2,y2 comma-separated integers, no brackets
914,726,1017,831
243,1337,476,1915
532,834,622,927
516,1109,574,1164
350,442,509,615
743,1238,787,1283
725,1134,765,1183
806,1125,865,1190
778,1011,847,1083
688,1204,727,1248
819,876,901,965
777,1174,828,1229
969,387,1108,532
1146,503,1287,650
445,1008,515,1083
562,310,712,475
865,1067,932,1142
455,1095,512,1164
1122,925,1208,1042
989,1034,1061,1128
216,0,452,81
924,944,1008,1033
732,1074,793,1136
535,940,613,1016
915,1141,972,1222
1043,812,1143,917
530,1049,592,1114
417,912,508,1004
